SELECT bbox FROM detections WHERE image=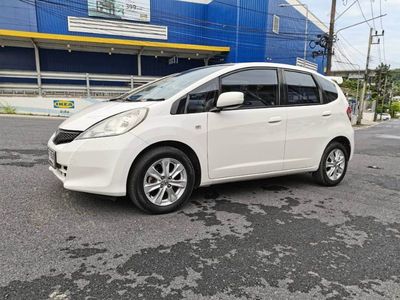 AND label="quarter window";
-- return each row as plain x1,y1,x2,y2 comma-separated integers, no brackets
221,69,279,108
186,79,219,113
285,71,320,105
319,77,339,103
